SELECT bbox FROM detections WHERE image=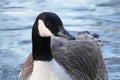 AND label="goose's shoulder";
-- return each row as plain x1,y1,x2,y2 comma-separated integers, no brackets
53,32,103,59
18,54,33,80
